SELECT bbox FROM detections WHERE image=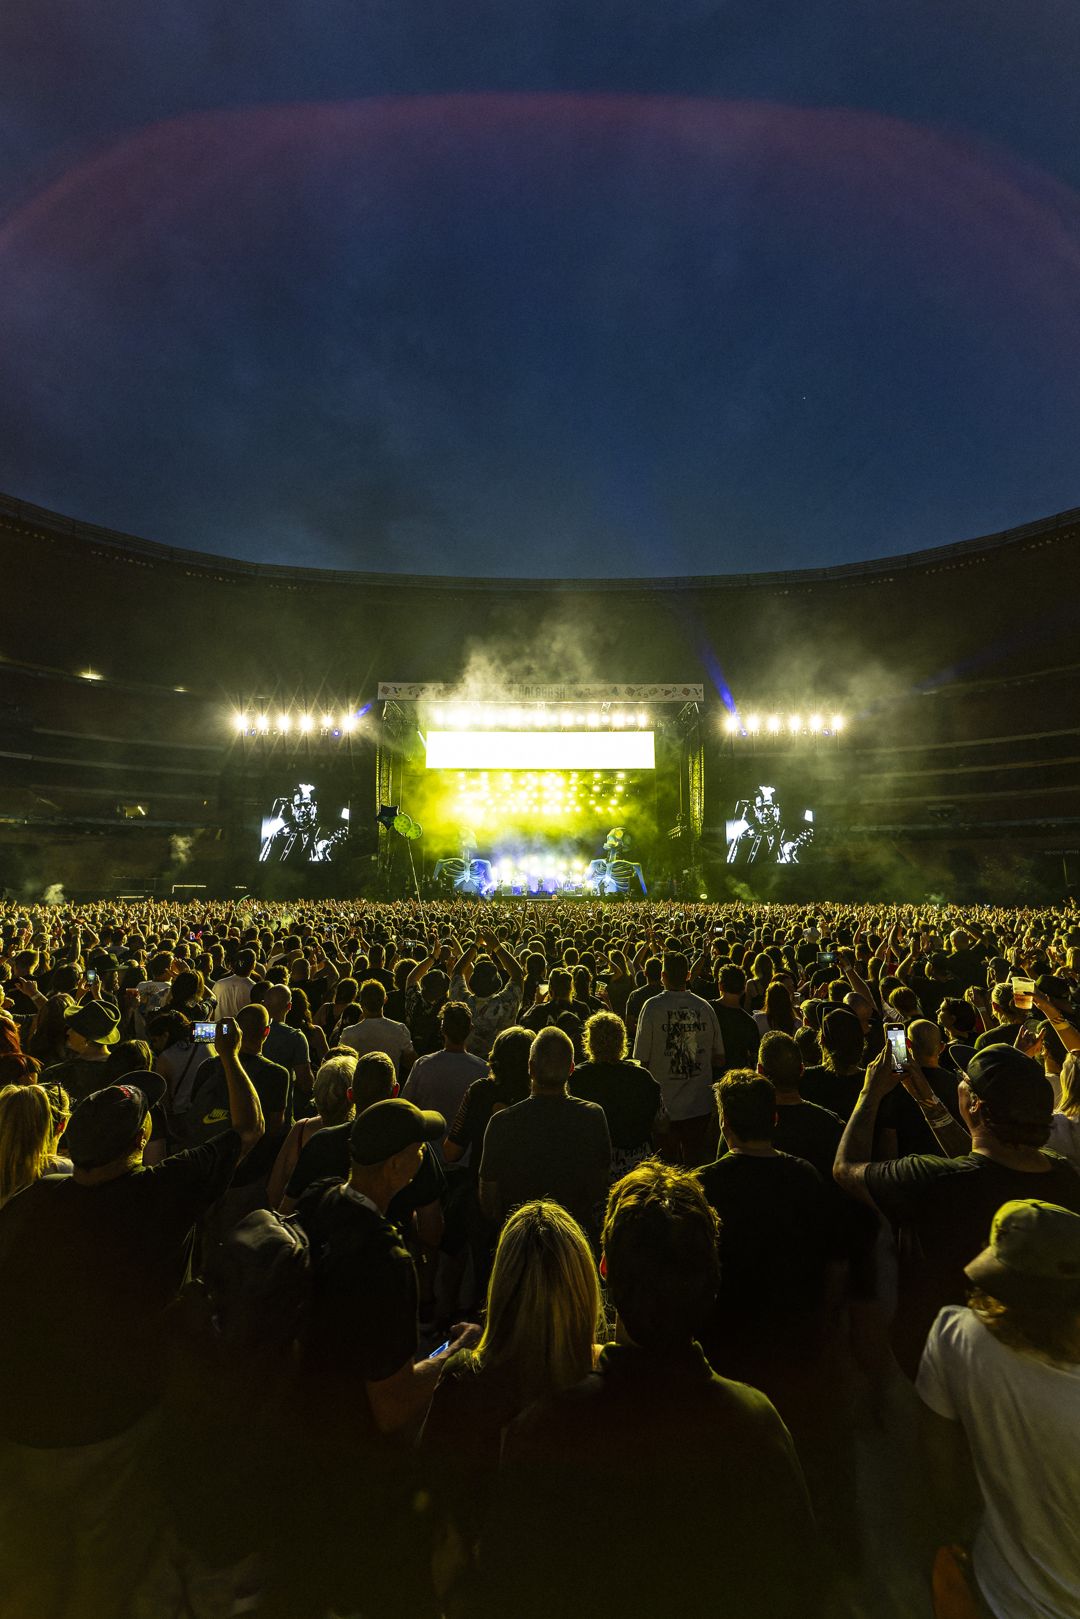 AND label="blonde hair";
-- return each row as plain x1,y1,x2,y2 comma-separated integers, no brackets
584,1011,627,1063
0,1084,56,1207
313,1054,356,1124
473,1200,602,1405
1059,1052,1080,1122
